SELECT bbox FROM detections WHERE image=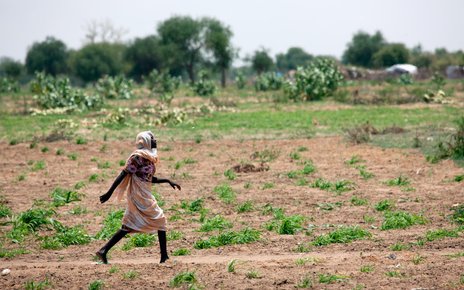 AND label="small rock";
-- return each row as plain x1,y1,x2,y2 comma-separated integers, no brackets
388,253,397,260
1,269,11,276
